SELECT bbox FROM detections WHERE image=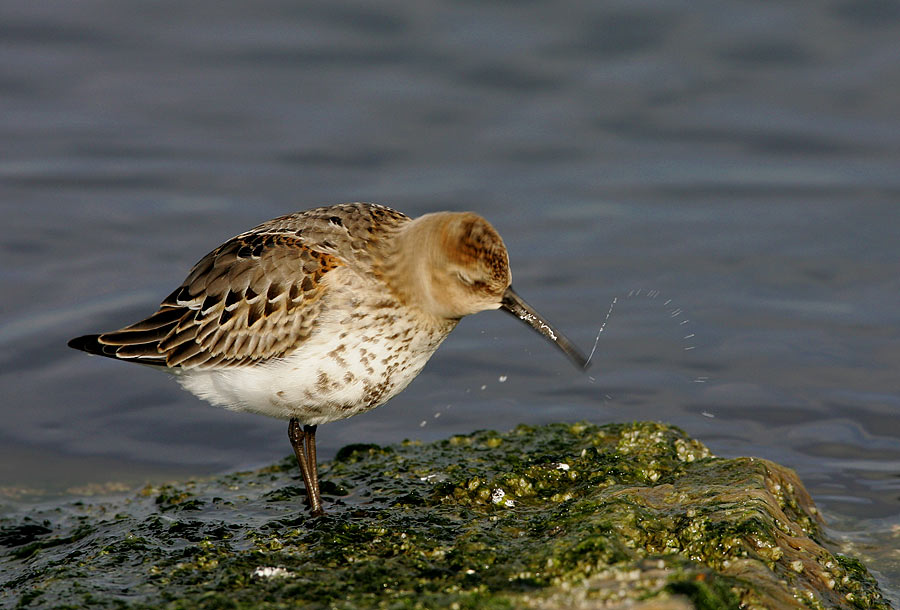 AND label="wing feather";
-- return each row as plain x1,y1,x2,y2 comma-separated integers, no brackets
87,231,342,369
69,203,412,369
